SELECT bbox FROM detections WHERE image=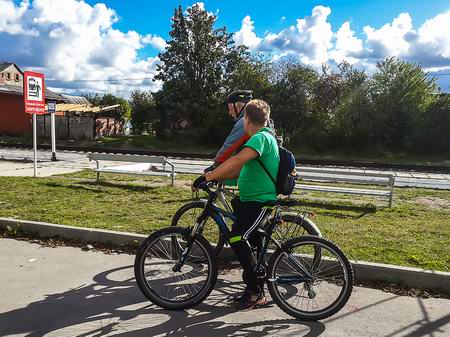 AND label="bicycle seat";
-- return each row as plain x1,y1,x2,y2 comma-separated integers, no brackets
264,199,299,207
